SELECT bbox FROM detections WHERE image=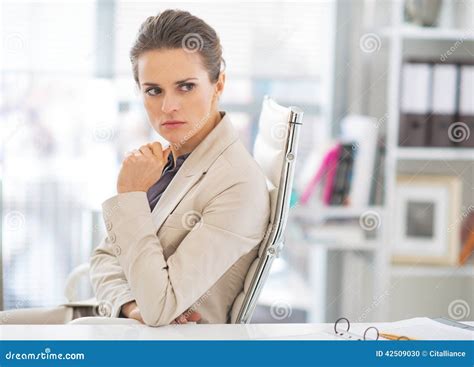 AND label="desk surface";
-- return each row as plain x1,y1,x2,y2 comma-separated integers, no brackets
1,320,473,340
